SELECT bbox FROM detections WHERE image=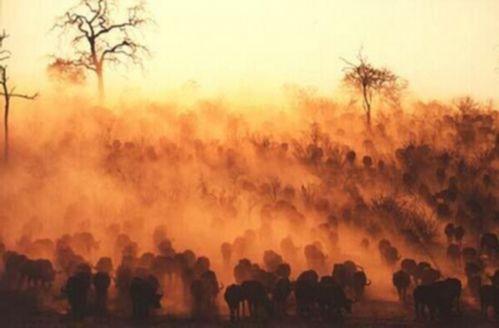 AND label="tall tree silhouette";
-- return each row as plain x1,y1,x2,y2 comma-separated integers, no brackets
342,52,406,128
0,31,38,162
53,0,150,101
